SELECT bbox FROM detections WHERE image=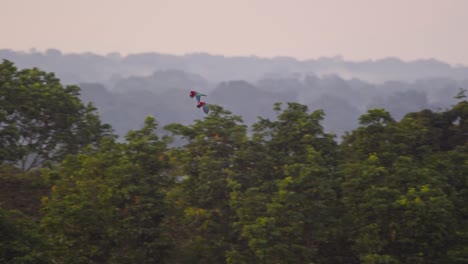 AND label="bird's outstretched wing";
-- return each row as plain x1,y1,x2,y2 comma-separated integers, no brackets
202,104,209,114
195,93,206,102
